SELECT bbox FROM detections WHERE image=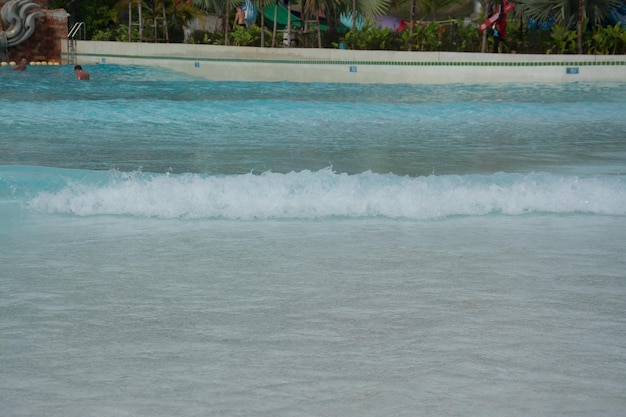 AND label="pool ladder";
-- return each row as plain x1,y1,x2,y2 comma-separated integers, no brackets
67,22,85,65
